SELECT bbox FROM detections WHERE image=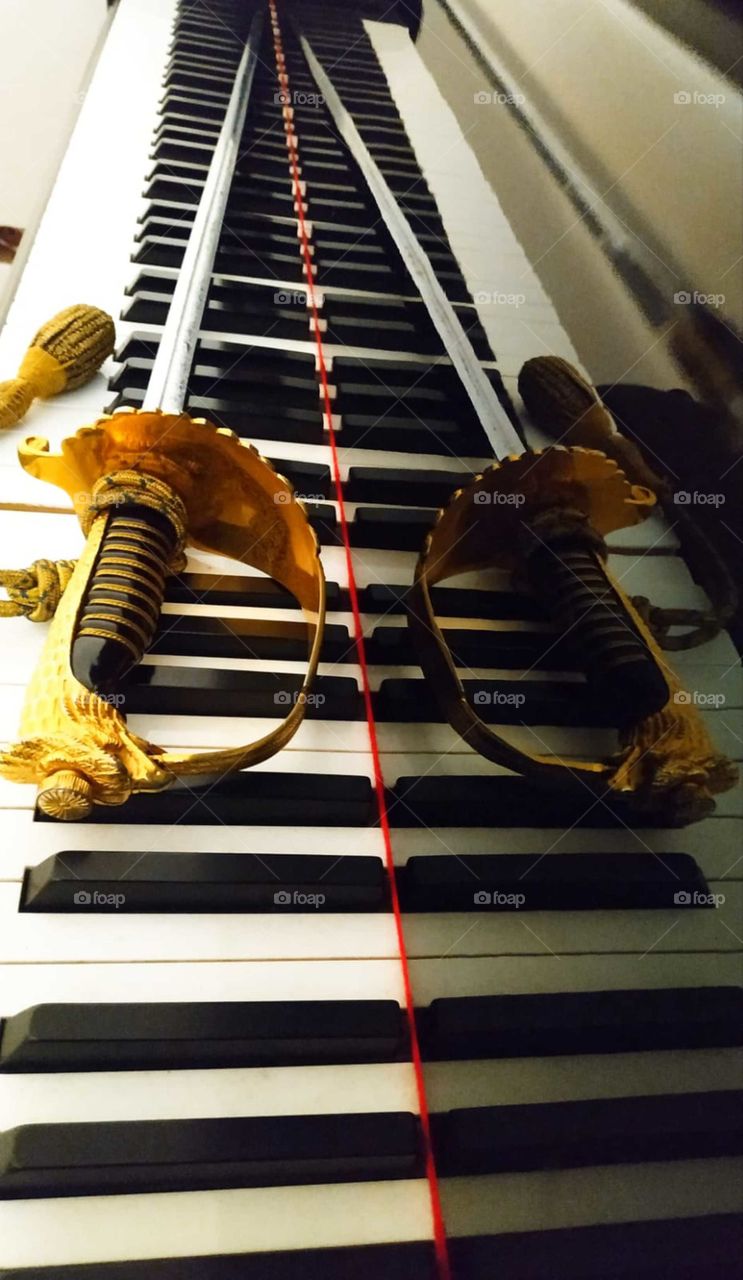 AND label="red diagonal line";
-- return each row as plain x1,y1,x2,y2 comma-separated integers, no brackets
269,8,451,1277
